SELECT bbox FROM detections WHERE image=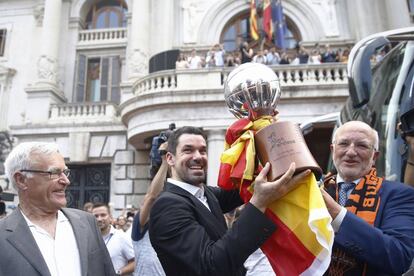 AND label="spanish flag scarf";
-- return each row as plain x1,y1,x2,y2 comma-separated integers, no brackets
323,168,383,276
219,117,334,275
